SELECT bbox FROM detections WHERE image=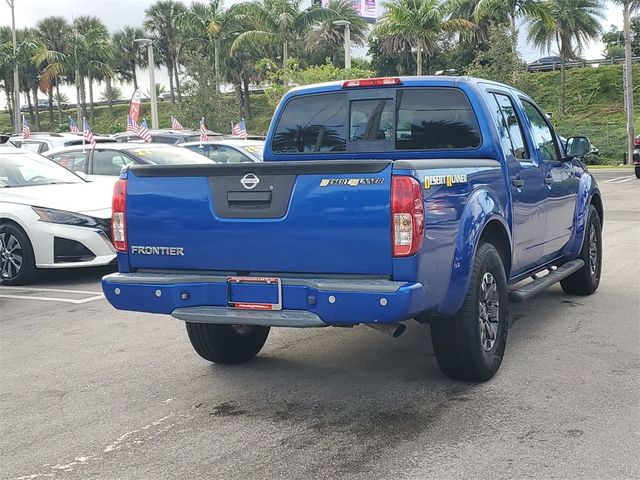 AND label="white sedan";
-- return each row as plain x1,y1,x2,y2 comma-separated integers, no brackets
181,139,264,163
0,147,116,285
